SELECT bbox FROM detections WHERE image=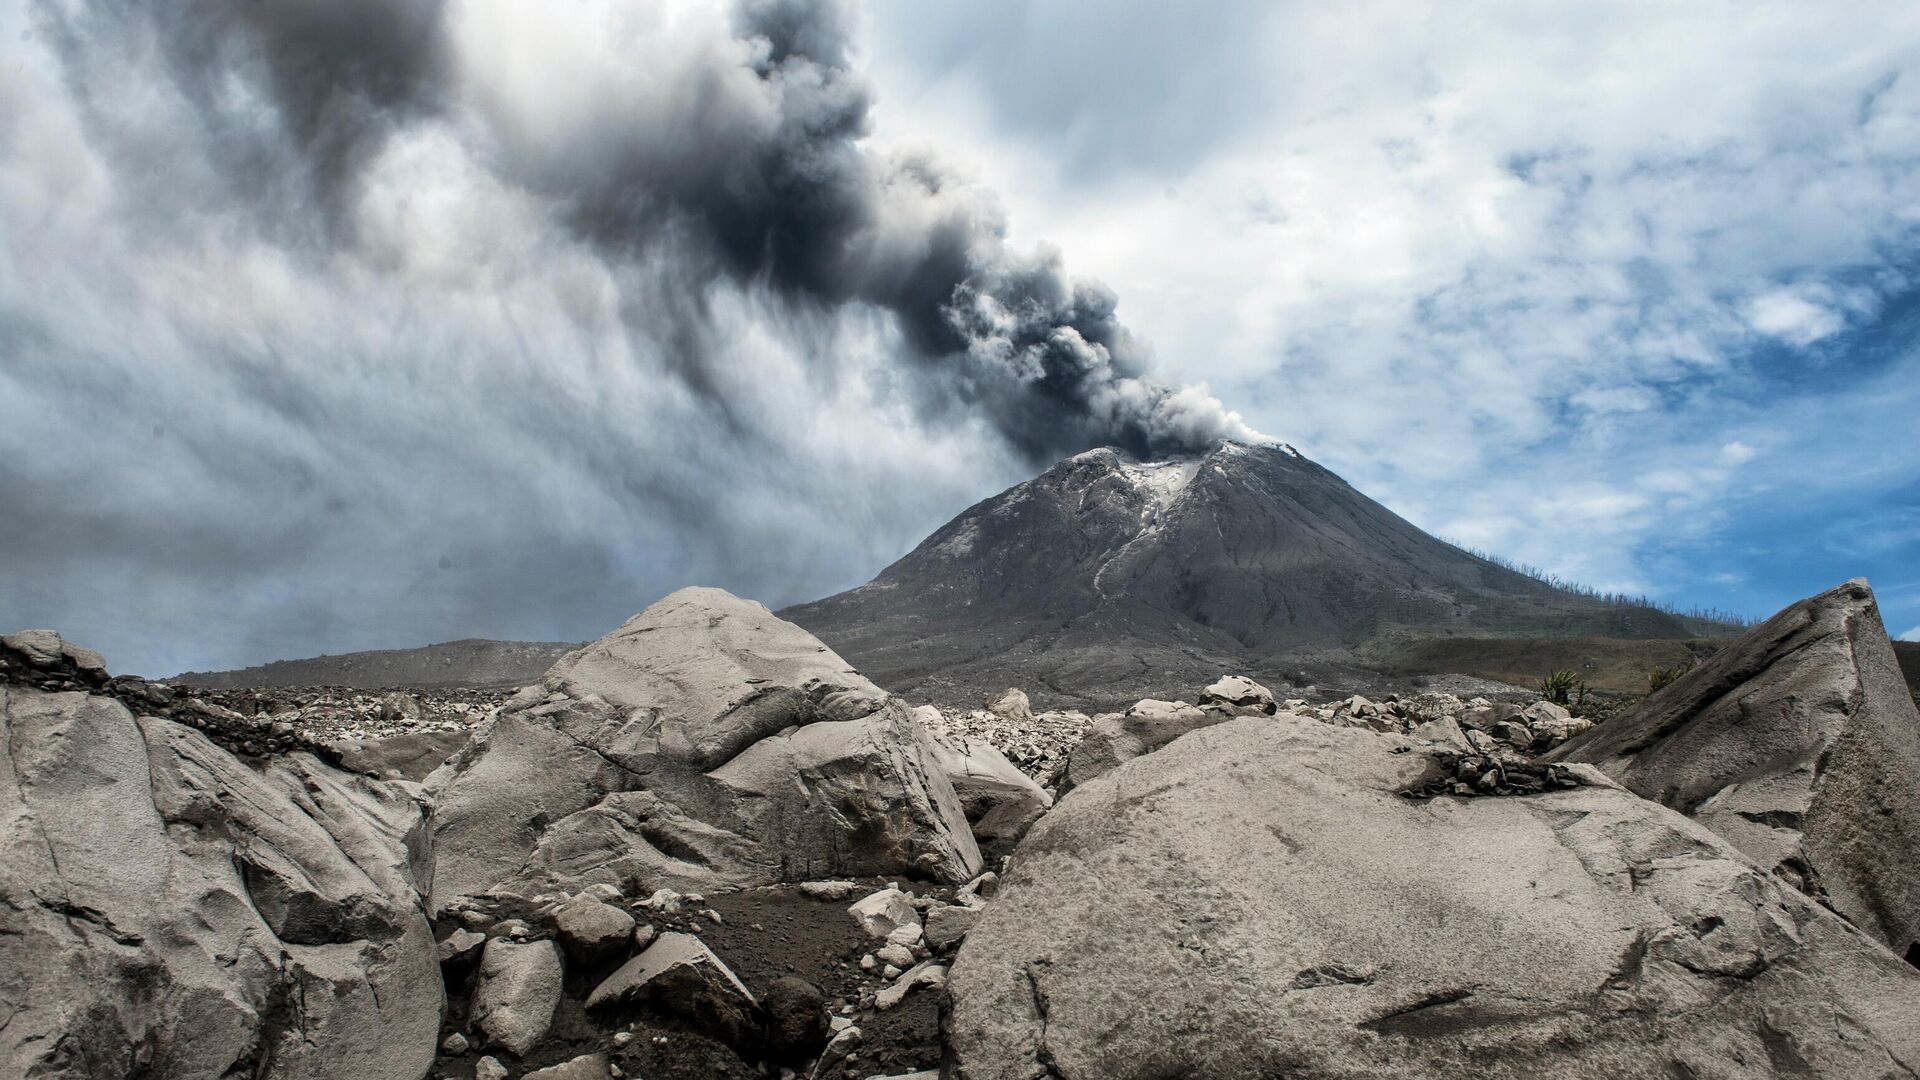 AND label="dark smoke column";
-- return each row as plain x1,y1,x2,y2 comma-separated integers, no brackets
78,0,1268,465
729,0,1267,461
521,0,1269,463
